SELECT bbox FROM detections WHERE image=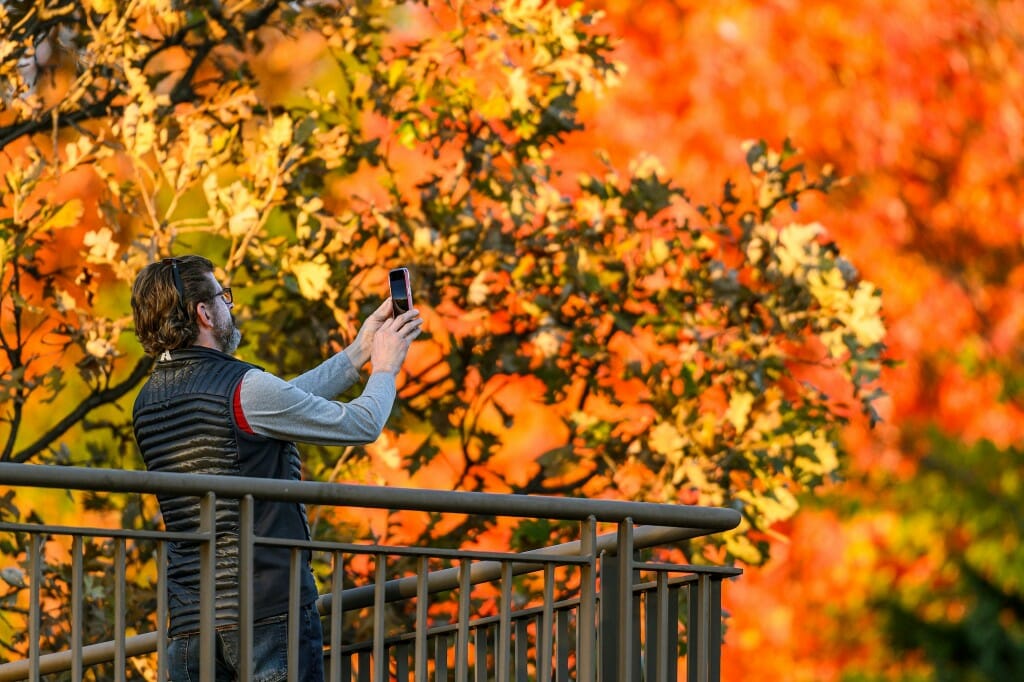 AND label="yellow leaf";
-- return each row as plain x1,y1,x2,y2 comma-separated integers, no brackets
849,282,885,345
726,391,754,432
649,422,684,459
87,0,115,13
397,121,417,149
41,200,83,231
291,260,332,300
228,205,260,236
82,227,117,263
